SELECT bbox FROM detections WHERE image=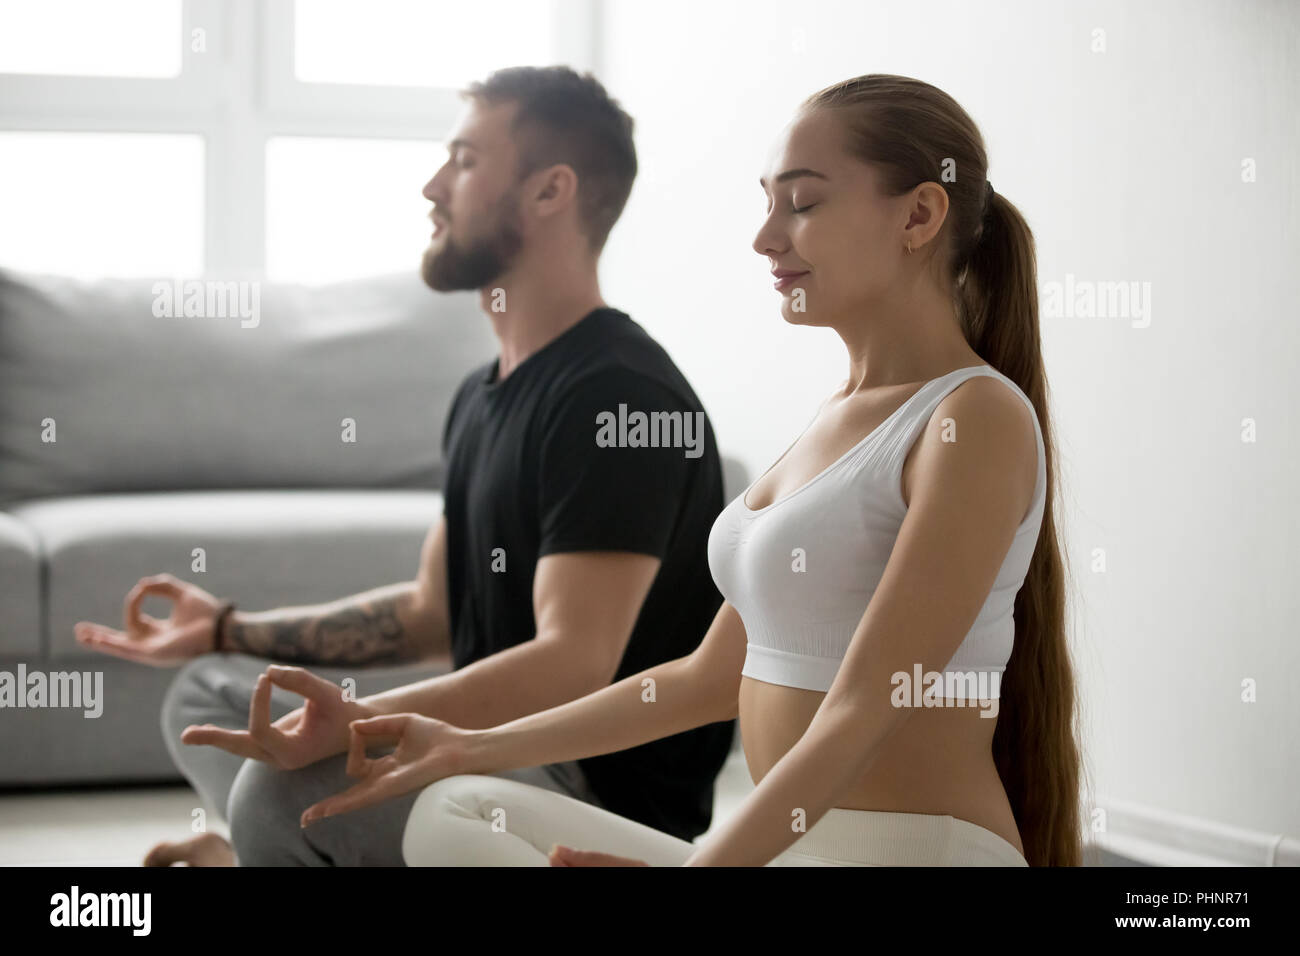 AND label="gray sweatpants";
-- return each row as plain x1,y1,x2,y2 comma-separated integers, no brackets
160,652,605,866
